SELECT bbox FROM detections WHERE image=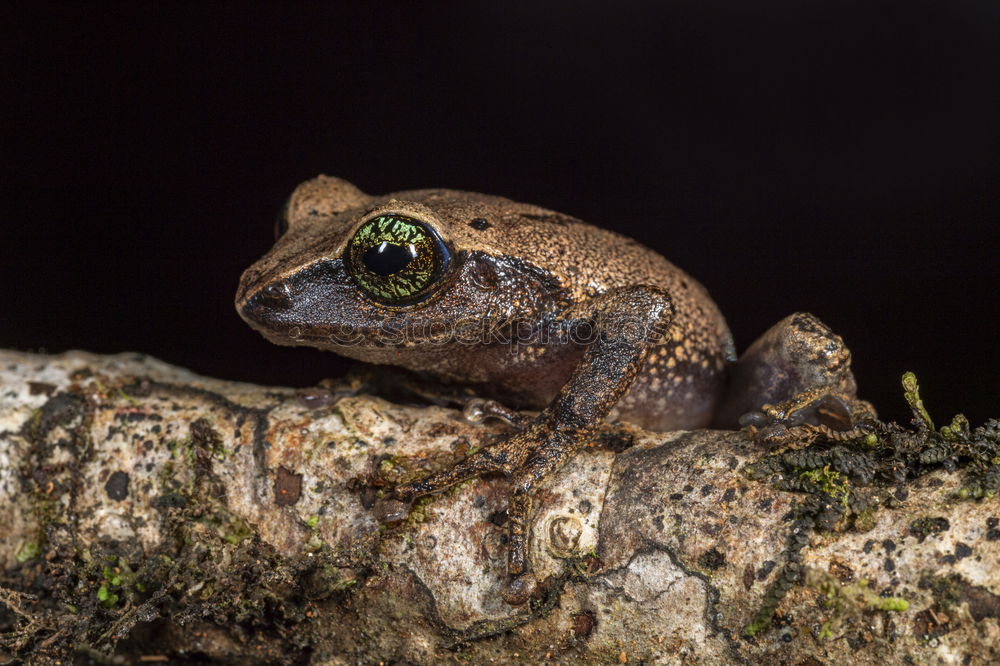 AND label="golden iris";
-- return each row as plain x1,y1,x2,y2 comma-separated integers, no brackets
345,214,449,304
